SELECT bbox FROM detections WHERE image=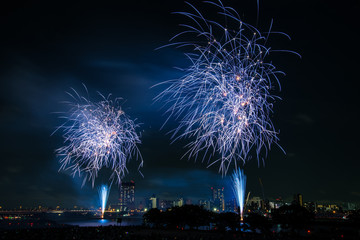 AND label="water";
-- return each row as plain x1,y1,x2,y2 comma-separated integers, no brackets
0,211,143,230
60,217,143,227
